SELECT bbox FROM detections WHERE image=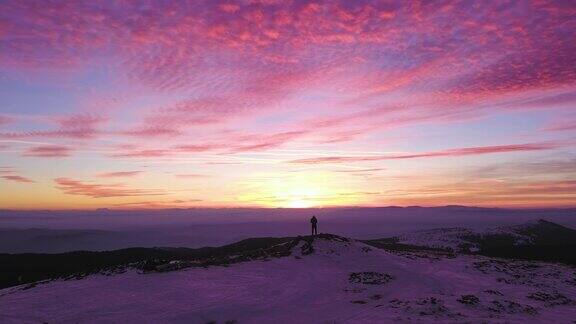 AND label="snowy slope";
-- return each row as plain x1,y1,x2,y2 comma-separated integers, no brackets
1,235,575,323
395,227,479,251
395,219,576,252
